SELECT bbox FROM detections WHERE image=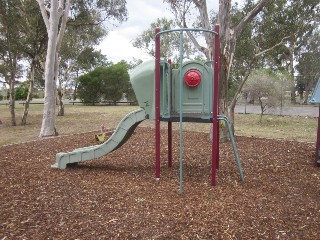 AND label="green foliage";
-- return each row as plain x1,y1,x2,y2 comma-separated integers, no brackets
132,17,177,58
0,0,25,83
15,83,29,100
76,47,110,70
77,62,131,104
295,29,320,93
77,68,103,104
100,61,130,103
258,0,319,70
132,17,195,60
